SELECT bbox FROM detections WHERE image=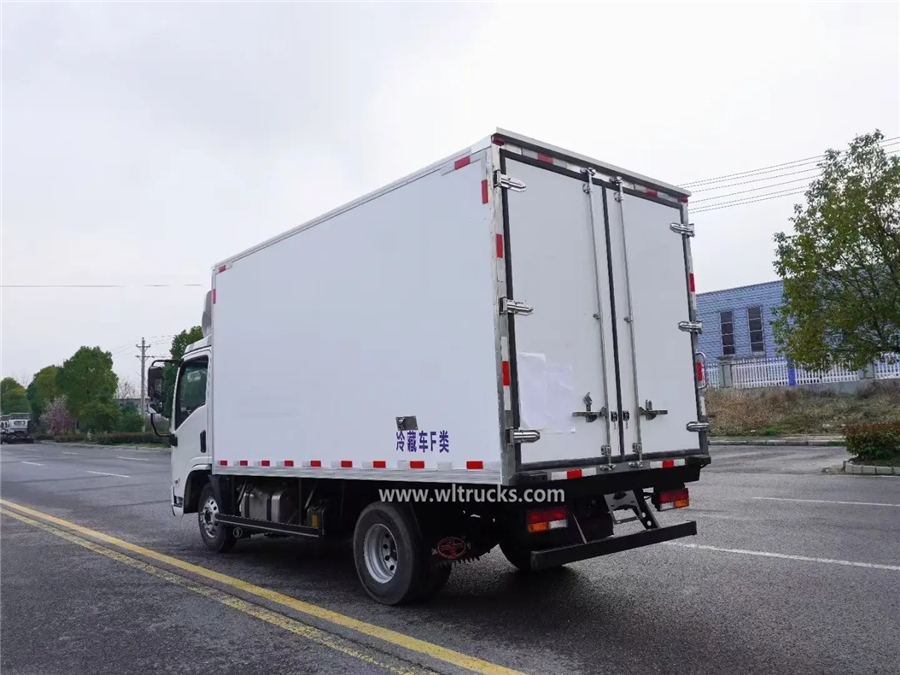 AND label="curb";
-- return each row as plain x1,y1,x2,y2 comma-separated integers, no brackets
48,441,170,453
842,460,899,476
709,439,844,447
